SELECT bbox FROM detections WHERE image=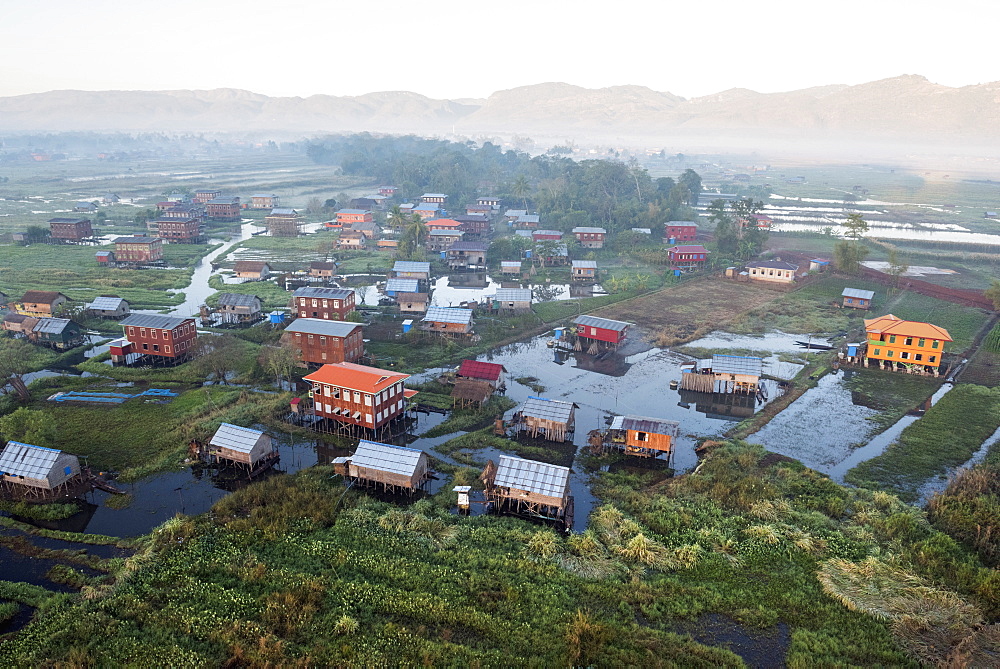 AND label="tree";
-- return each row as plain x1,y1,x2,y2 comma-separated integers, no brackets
23,226,48,244
843,213,869,239
386,205,408,230
886,248,909,287
0,407,57,447
192,334,244,384
323,198,338,210
511,174,531,210
257,344,298,390
677,169,702,205
306,197,324,214
0,339,39,402
986,280,1000,311
833,240,870,275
